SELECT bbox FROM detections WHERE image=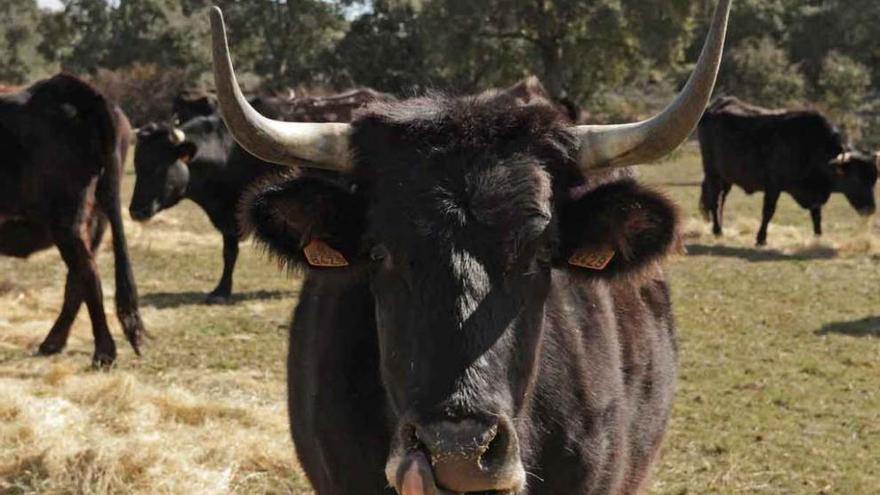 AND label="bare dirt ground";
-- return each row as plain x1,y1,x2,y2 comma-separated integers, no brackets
1,144,878,494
